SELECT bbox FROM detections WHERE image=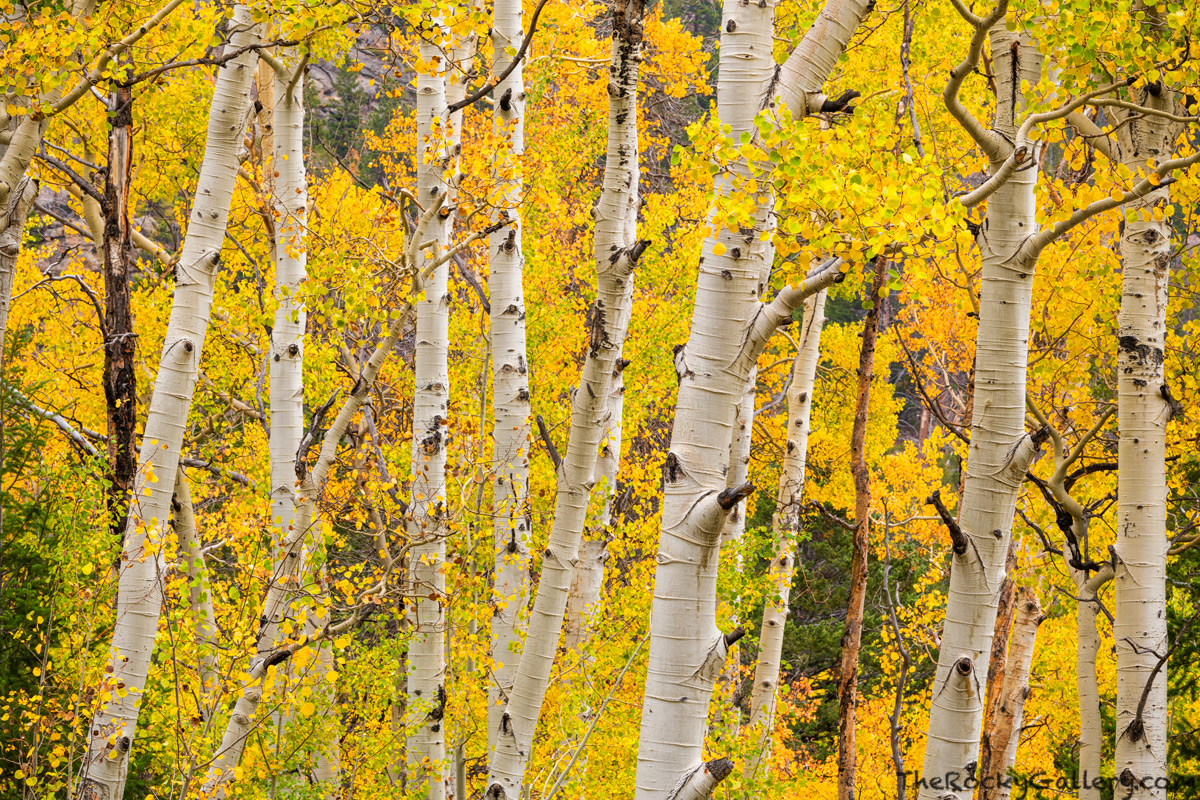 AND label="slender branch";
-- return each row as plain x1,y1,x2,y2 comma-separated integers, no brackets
535,414,562,471
1025,149,1200,259
446,0,553,114
942,0,1008,160
927,490,968,555
543,634,649,800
